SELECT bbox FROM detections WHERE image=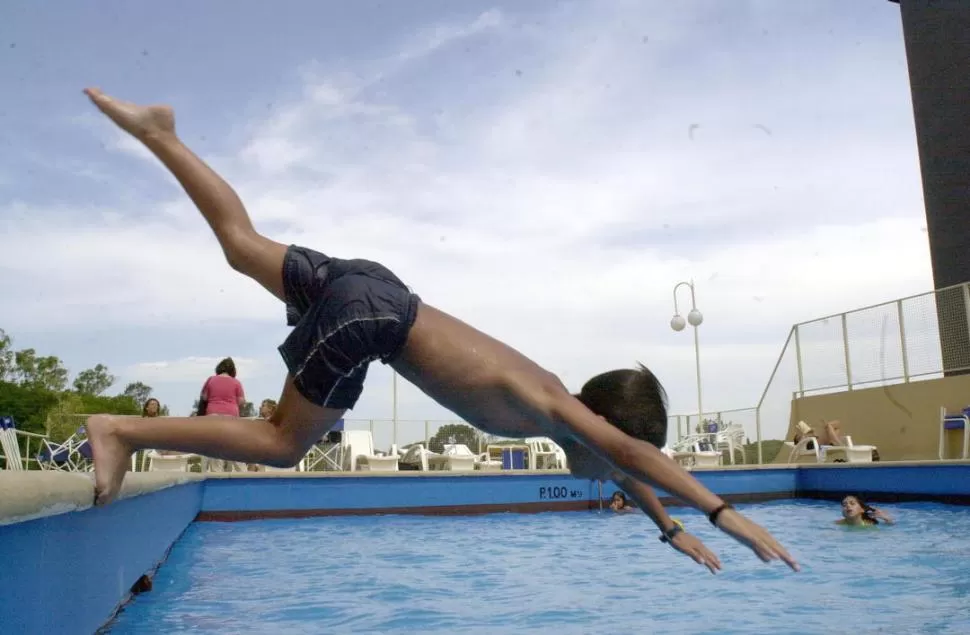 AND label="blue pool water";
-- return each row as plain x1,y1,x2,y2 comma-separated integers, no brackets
107,500,970,634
